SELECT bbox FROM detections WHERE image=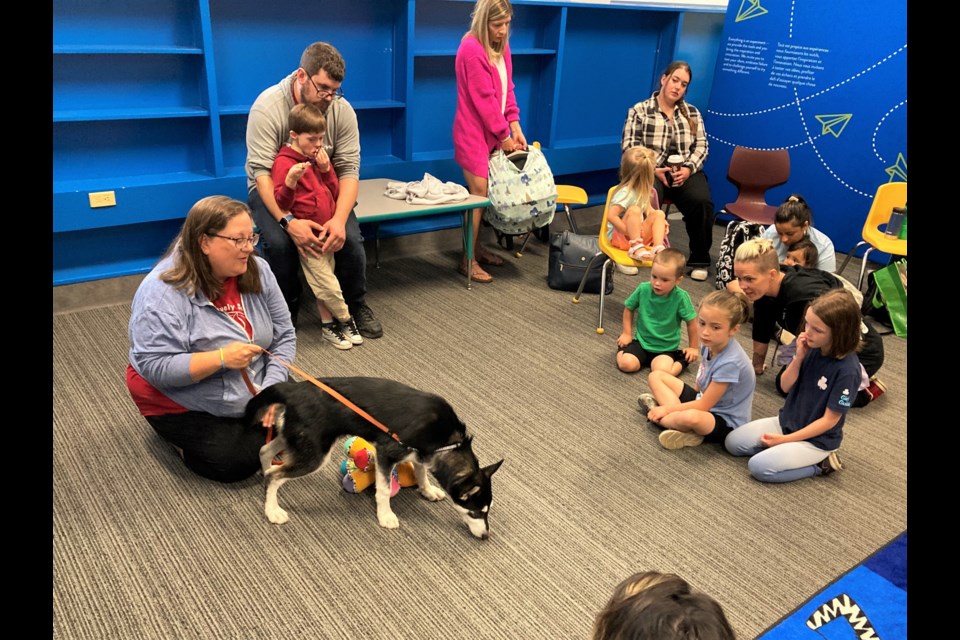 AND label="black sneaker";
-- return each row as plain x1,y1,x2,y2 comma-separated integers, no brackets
351,302,383,339
819,451,844,476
